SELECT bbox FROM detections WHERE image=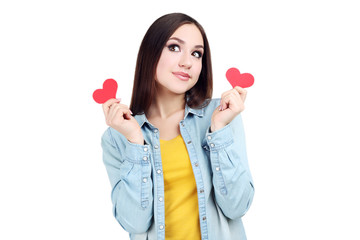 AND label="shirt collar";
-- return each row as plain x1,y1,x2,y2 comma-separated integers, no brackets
134,101,204,128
